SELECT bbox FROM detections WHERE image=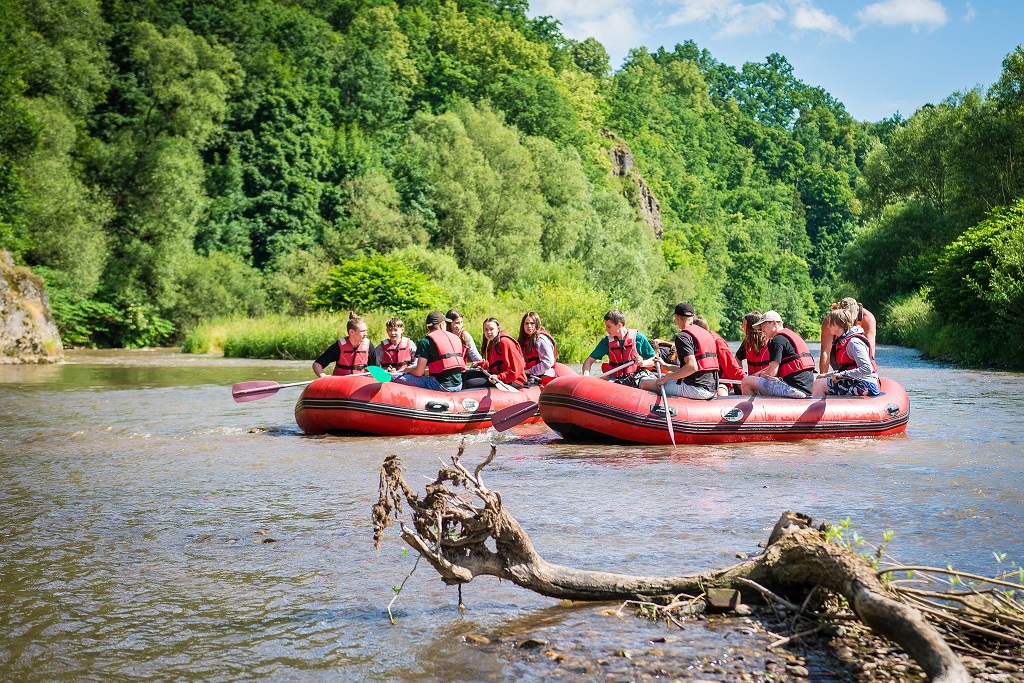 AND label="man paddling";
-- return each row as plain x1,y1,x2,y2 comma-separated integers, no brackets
640,303,721,400
581,309,657,387
392,311,466,392
312,313,380,377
